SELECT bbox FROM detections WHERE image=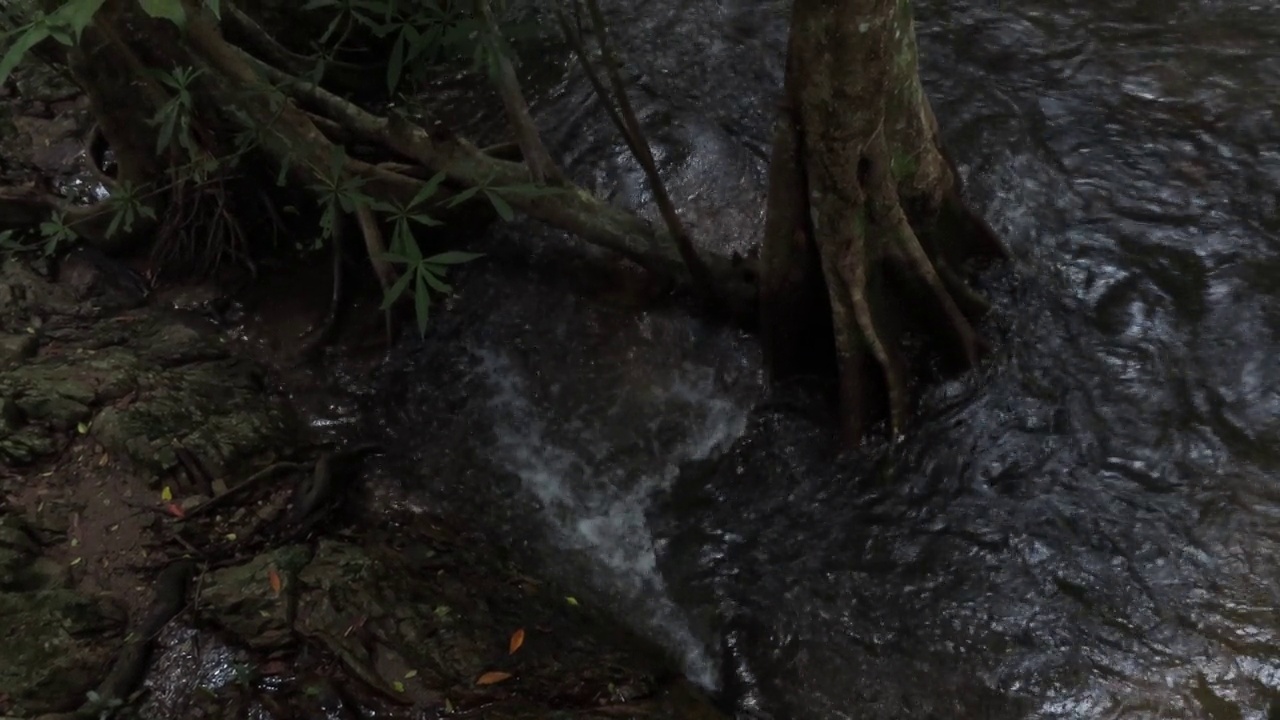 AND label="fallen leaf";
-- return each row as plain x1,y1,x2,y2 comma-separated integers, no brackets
475,671,512,686
565,596,579,607
268,567,282,595
165,503,185,518
404,669,418,679
393,680,405,693
76,421,89,434
98,453,109,466
161,486,173,502
508,628,525,654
